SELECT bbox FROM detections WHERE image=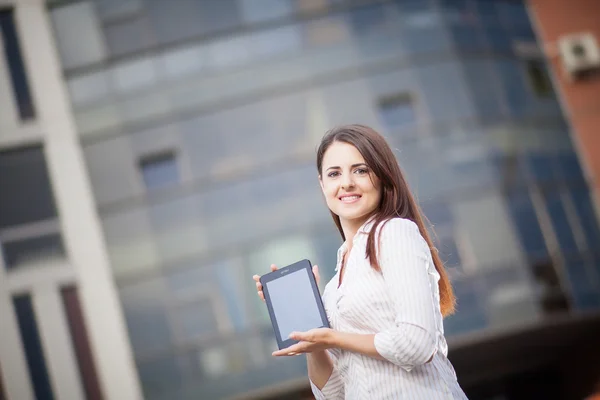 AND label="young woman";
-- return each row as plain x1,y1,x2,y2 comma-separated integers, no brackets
253,124,468,399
